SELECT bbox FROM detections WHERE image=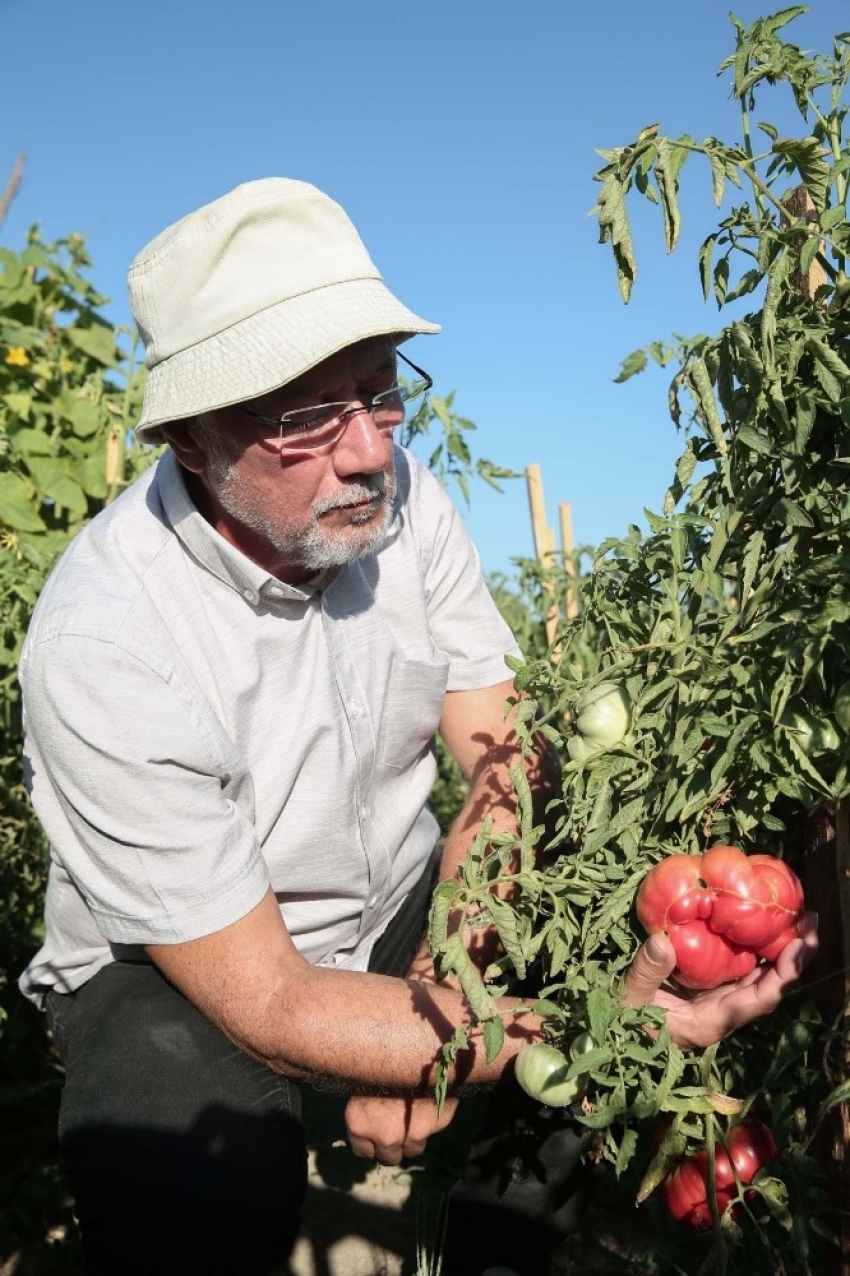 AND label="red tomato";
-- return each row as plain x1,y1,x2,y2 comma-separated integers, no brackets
634,855,711,931
669,921,756,990
662,1120,778,1230
636,847,804,989
701,846,803,950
